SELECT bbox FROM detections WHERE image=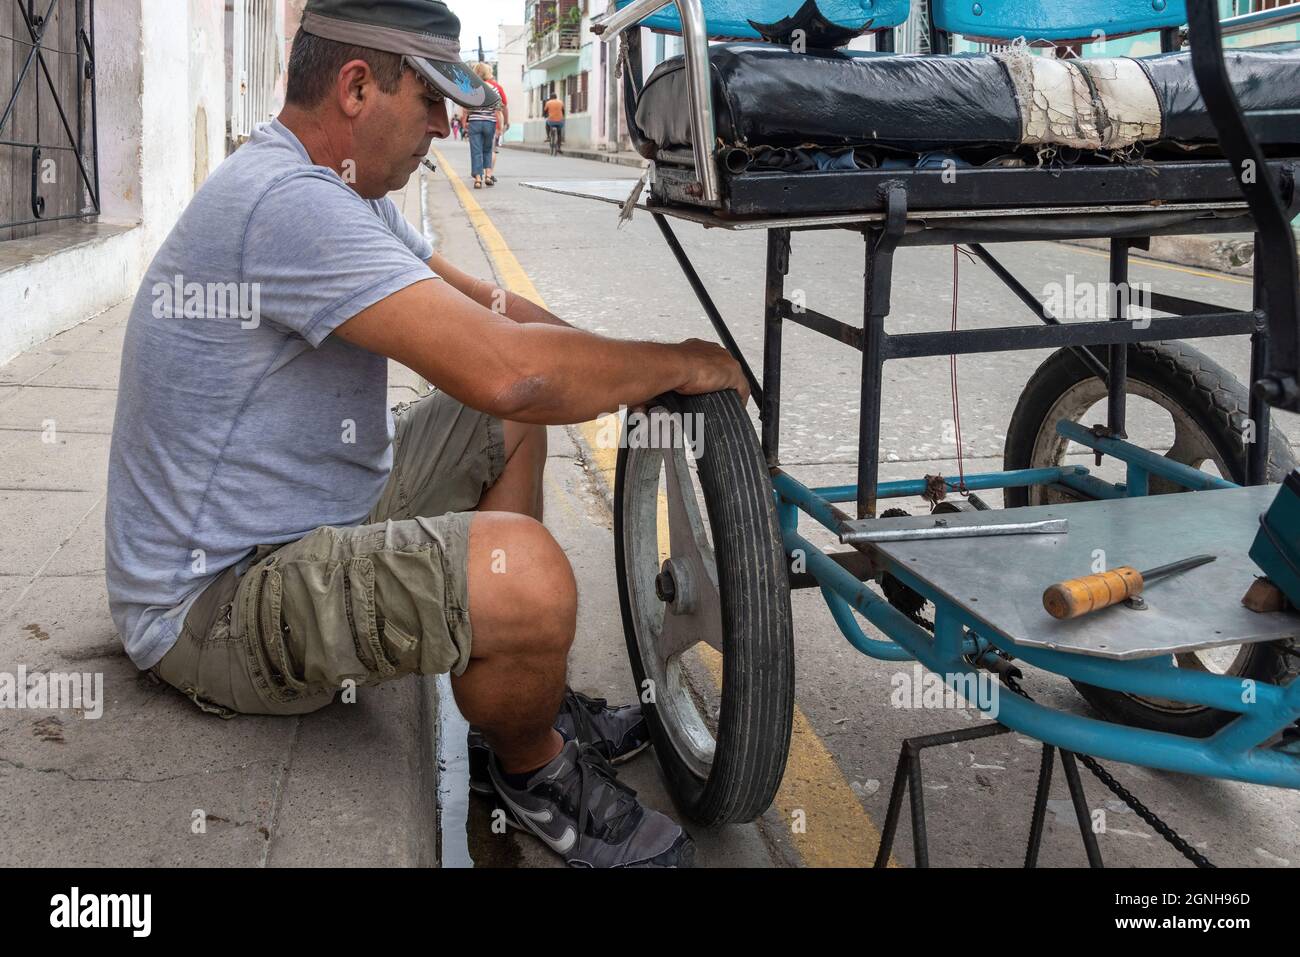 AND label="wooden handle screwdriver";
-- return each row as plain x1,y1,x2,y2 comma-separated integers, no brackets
1042,554,1216,620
